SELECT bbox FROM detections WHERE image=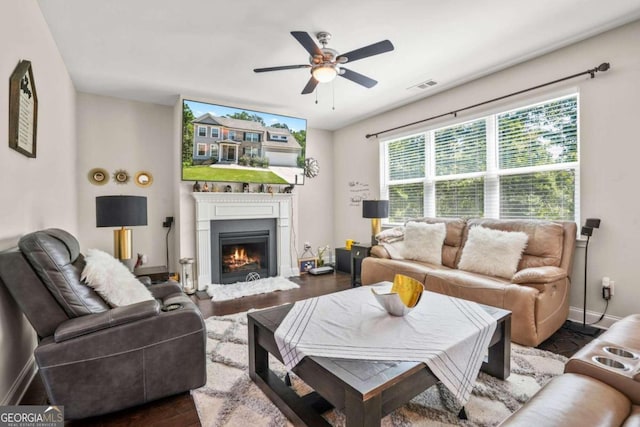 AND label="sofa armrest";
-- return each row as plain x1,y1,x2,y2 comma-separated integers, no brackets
370,245,391,259
137,275,152,286
512,266,567,284
148,280,183,299
54,300,160,342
